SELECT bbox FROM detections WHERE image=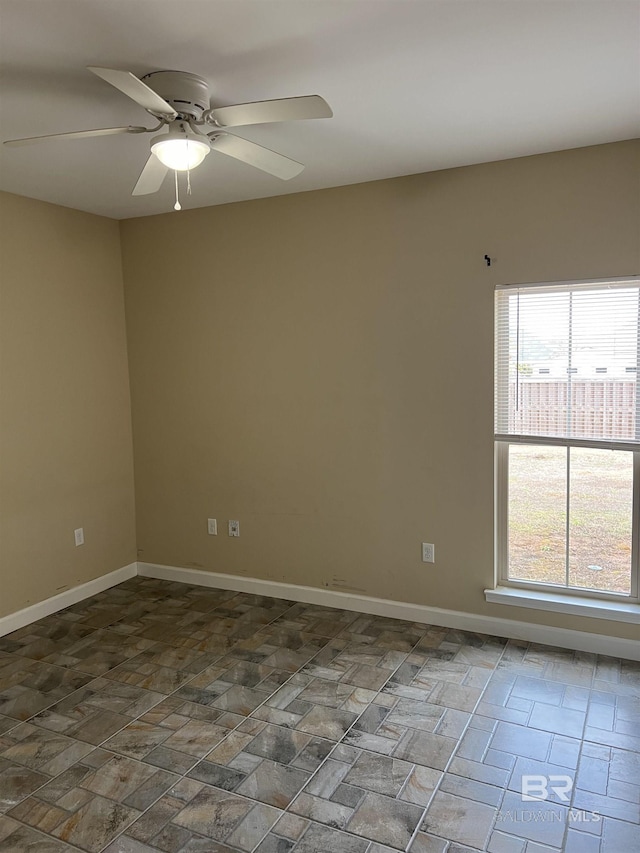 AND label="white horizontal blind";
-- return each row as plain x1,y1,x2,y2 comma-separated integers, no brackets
495,278,640,449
